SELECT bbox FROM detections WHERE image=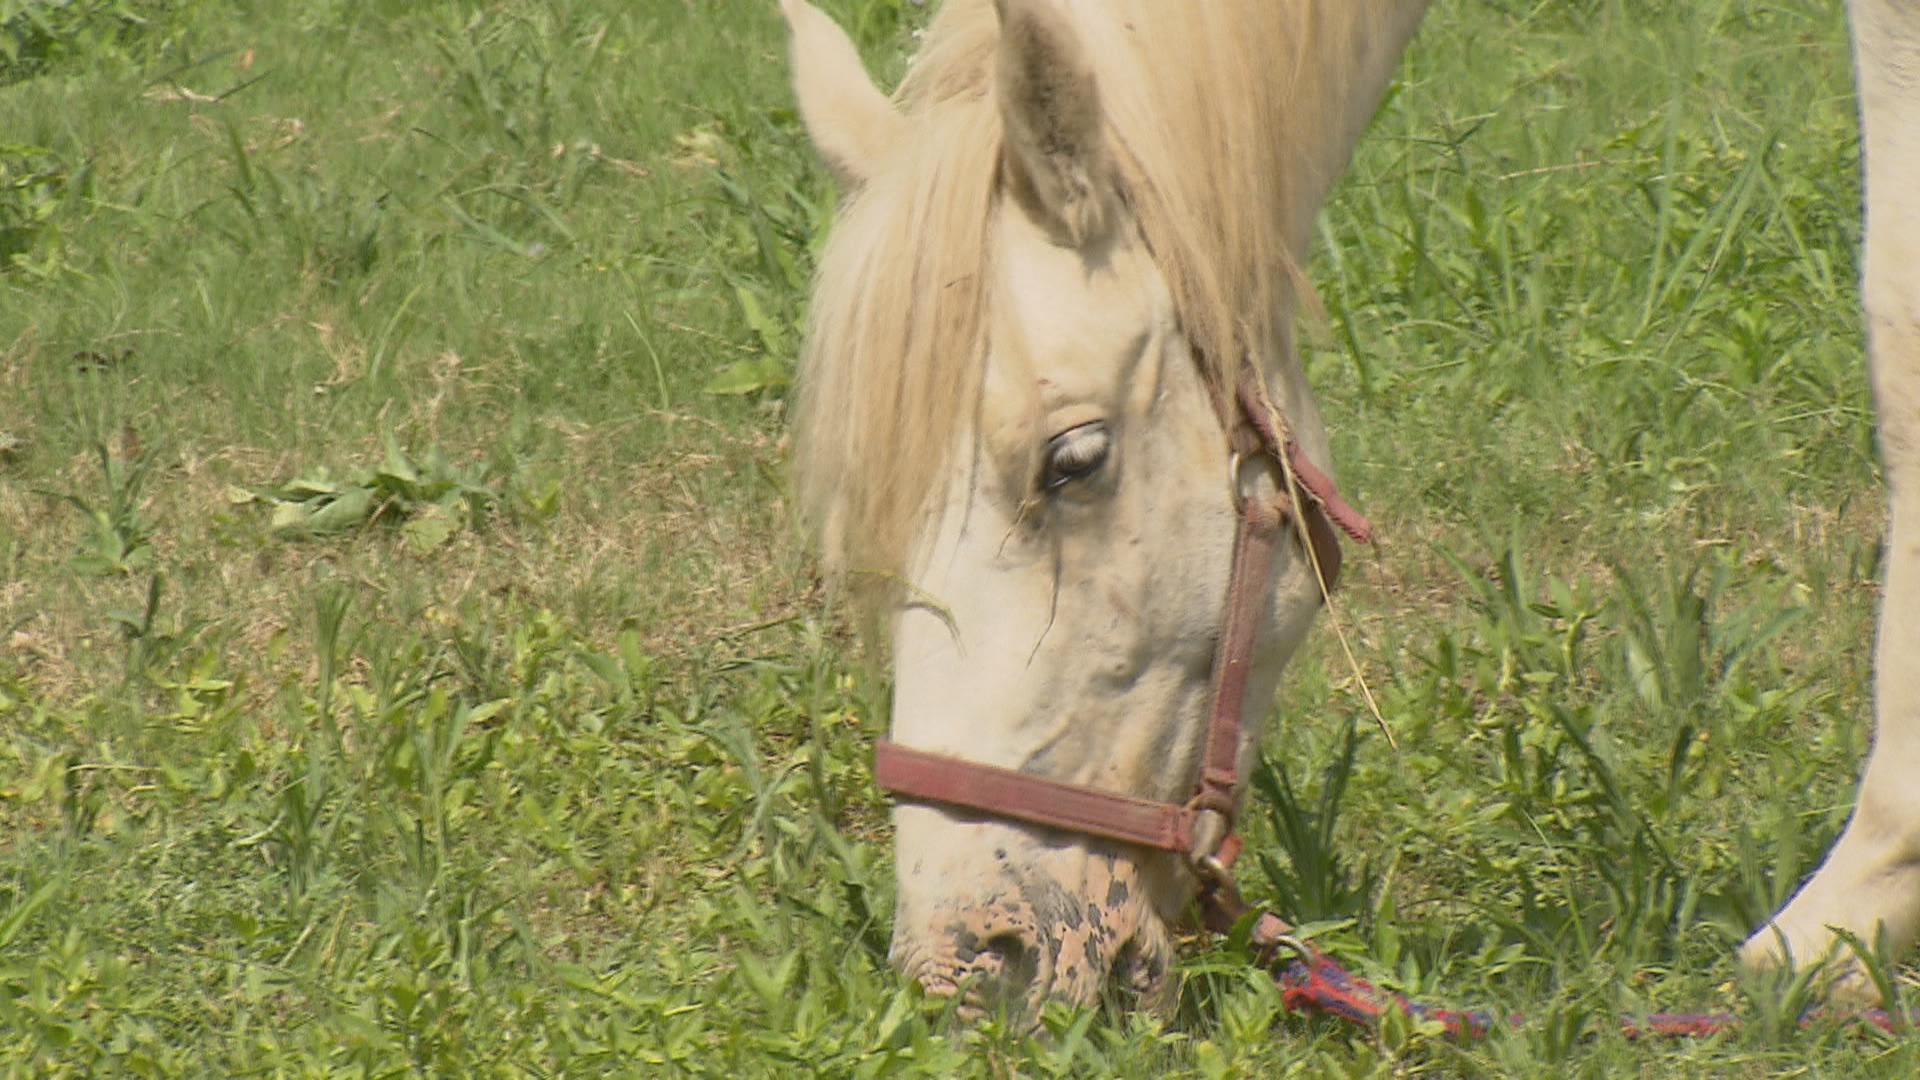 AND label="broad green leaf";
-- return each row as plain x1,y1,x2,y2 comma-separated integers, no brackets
269,500,314,533
401,501,459,554
702,357,789,396
274,486,377,536
734,285,787,355
276,475,342,500
378,427,420,488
